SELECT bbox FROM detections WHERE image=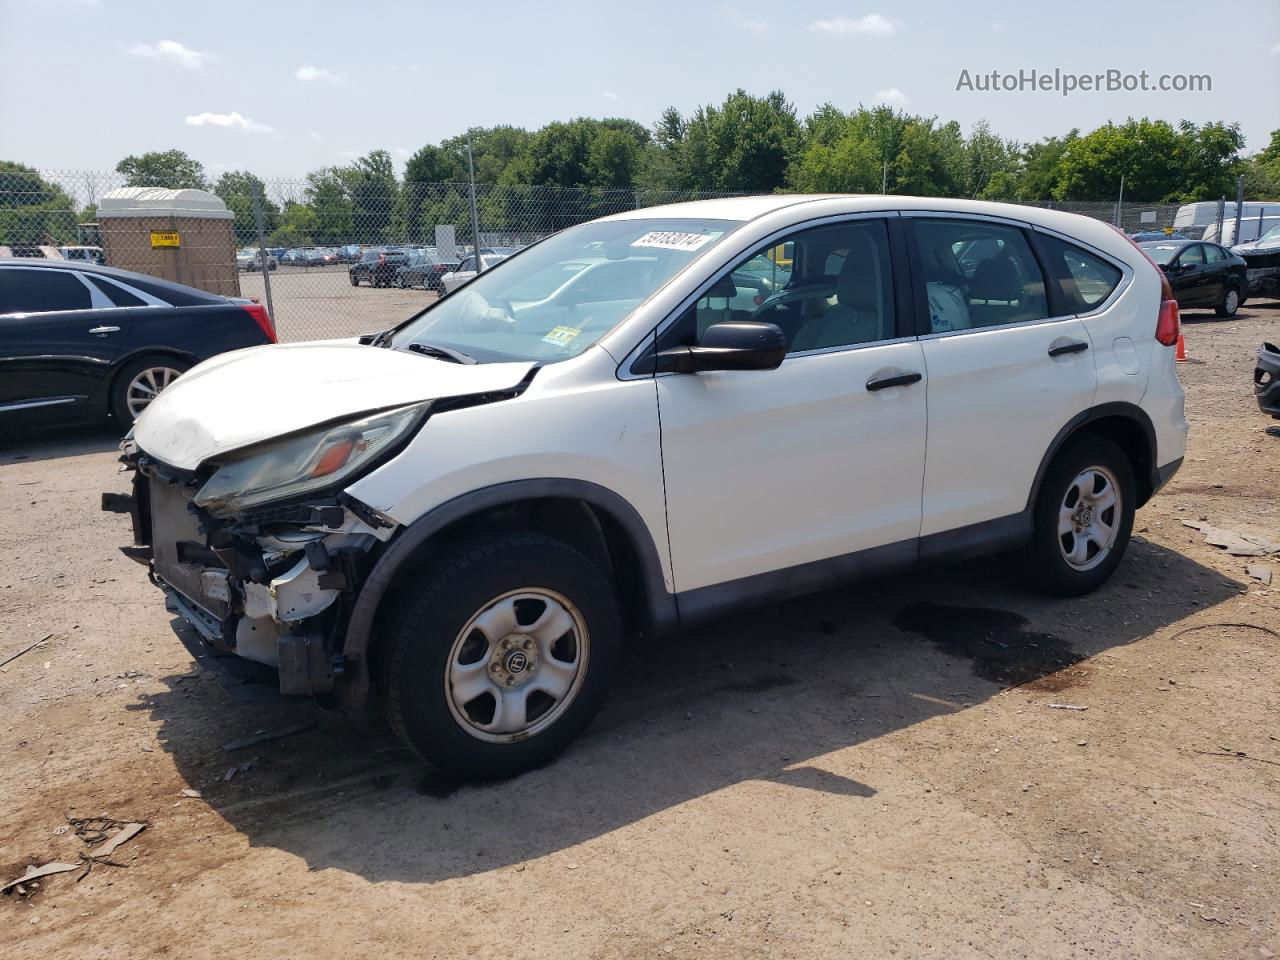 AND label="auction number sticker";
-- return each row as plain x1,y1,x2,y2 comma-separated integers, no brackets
542,325,581,347
631,231,717,252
